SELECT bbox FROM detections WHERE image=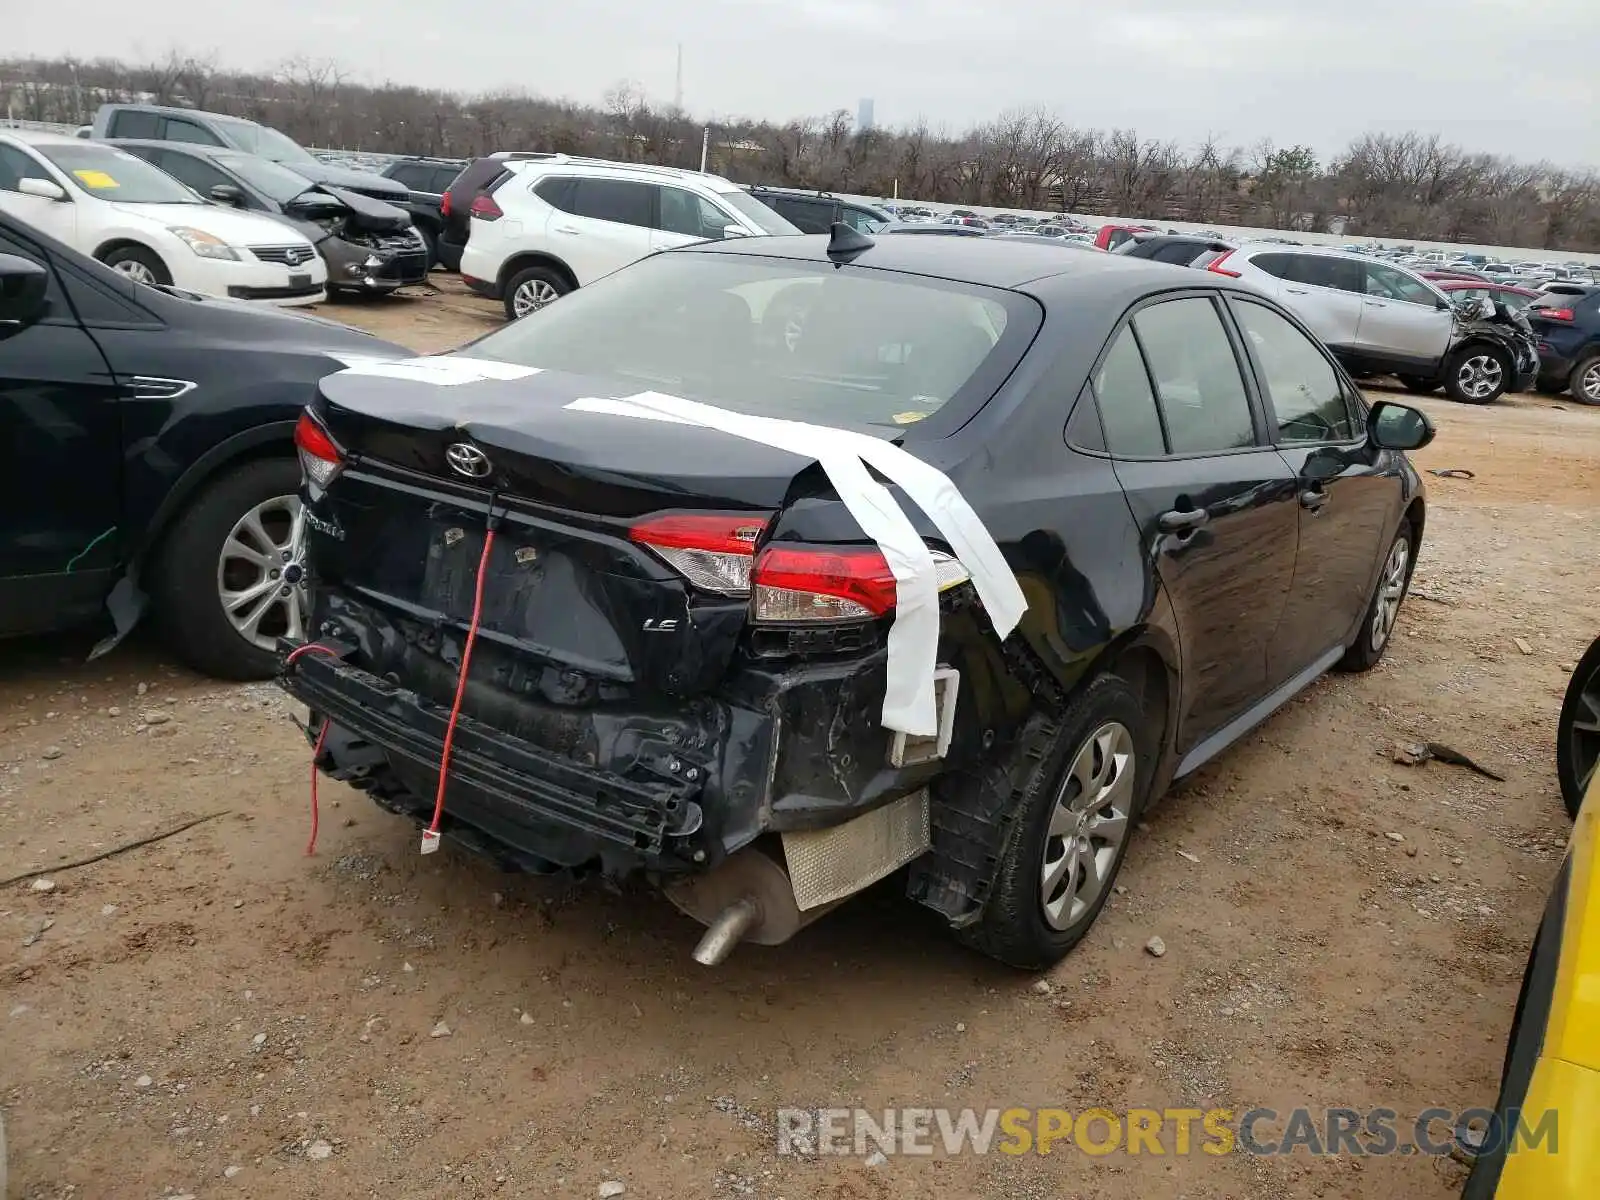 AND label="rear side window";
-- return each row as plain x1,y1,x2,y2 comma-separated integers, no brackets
572,178,653,228
768,195,830,234
534,175,578,213
1150,242,1205,265
1131,297,1256,455
1092,329,1166,457
1285,254,1364,293
1249,253,1292,278
1233,300,1356,444
107,110,161,139
430,167,461,193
